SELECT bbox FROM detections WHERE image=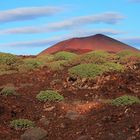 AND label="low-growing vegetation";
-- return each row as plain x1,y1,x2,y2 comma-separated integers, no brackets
18,58,43,72
0,50,130,76
102,62,124,72
53,51,77,61
110,95,140,106
0,86,17,96
117,50,140,58
46,60,67,71
69,63,106,78
75,50,111,64
0,52,22,66
36,90,64,102
36,54,54,63
10,119,35,130
117,50,140,63
0,52,23,75
68,62,124,78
